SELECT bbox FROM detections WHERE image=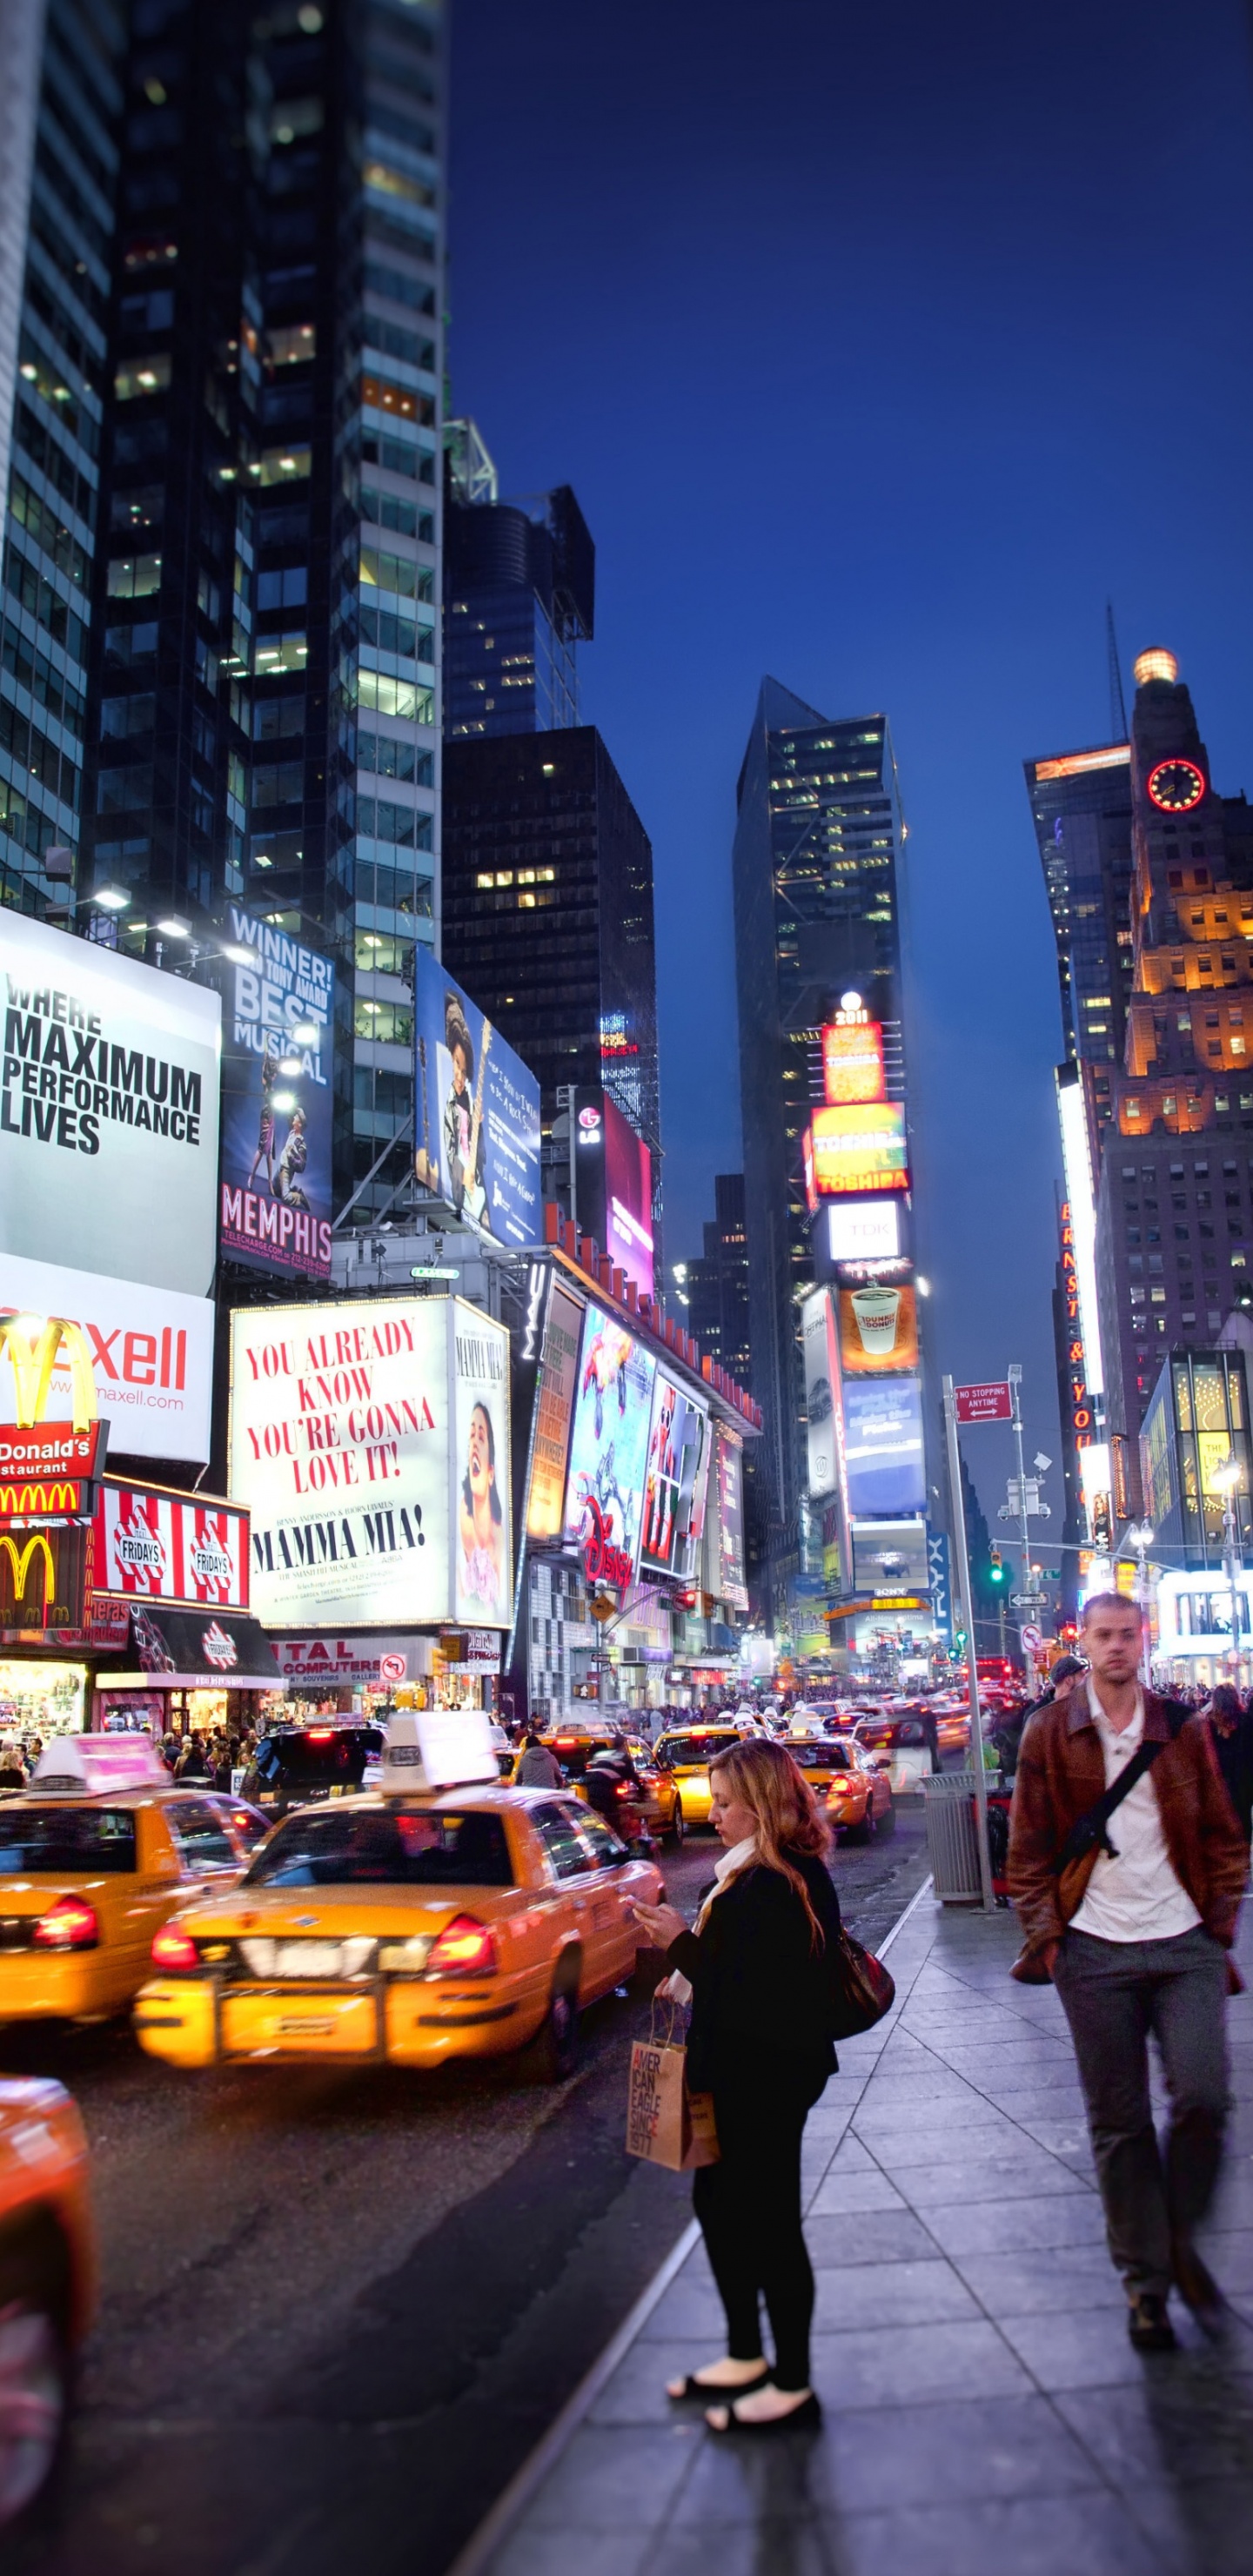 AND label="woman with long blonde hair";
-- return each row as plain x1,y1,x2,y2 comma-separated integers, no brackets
631,1736,841,2435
